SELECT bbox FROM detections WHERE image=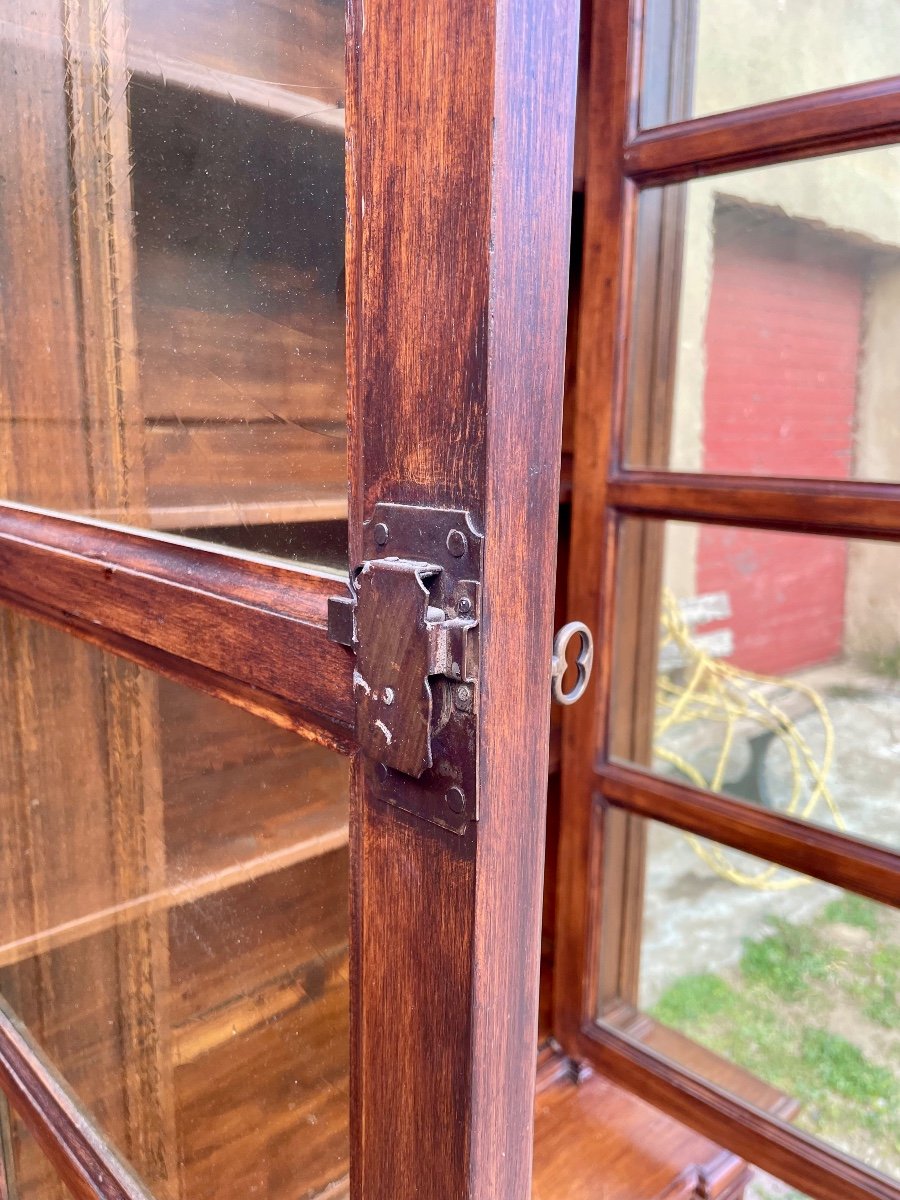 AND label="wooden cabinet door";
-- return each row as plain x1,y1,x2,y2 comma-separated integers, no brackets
0,3,579,1199
555,3,900,1200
